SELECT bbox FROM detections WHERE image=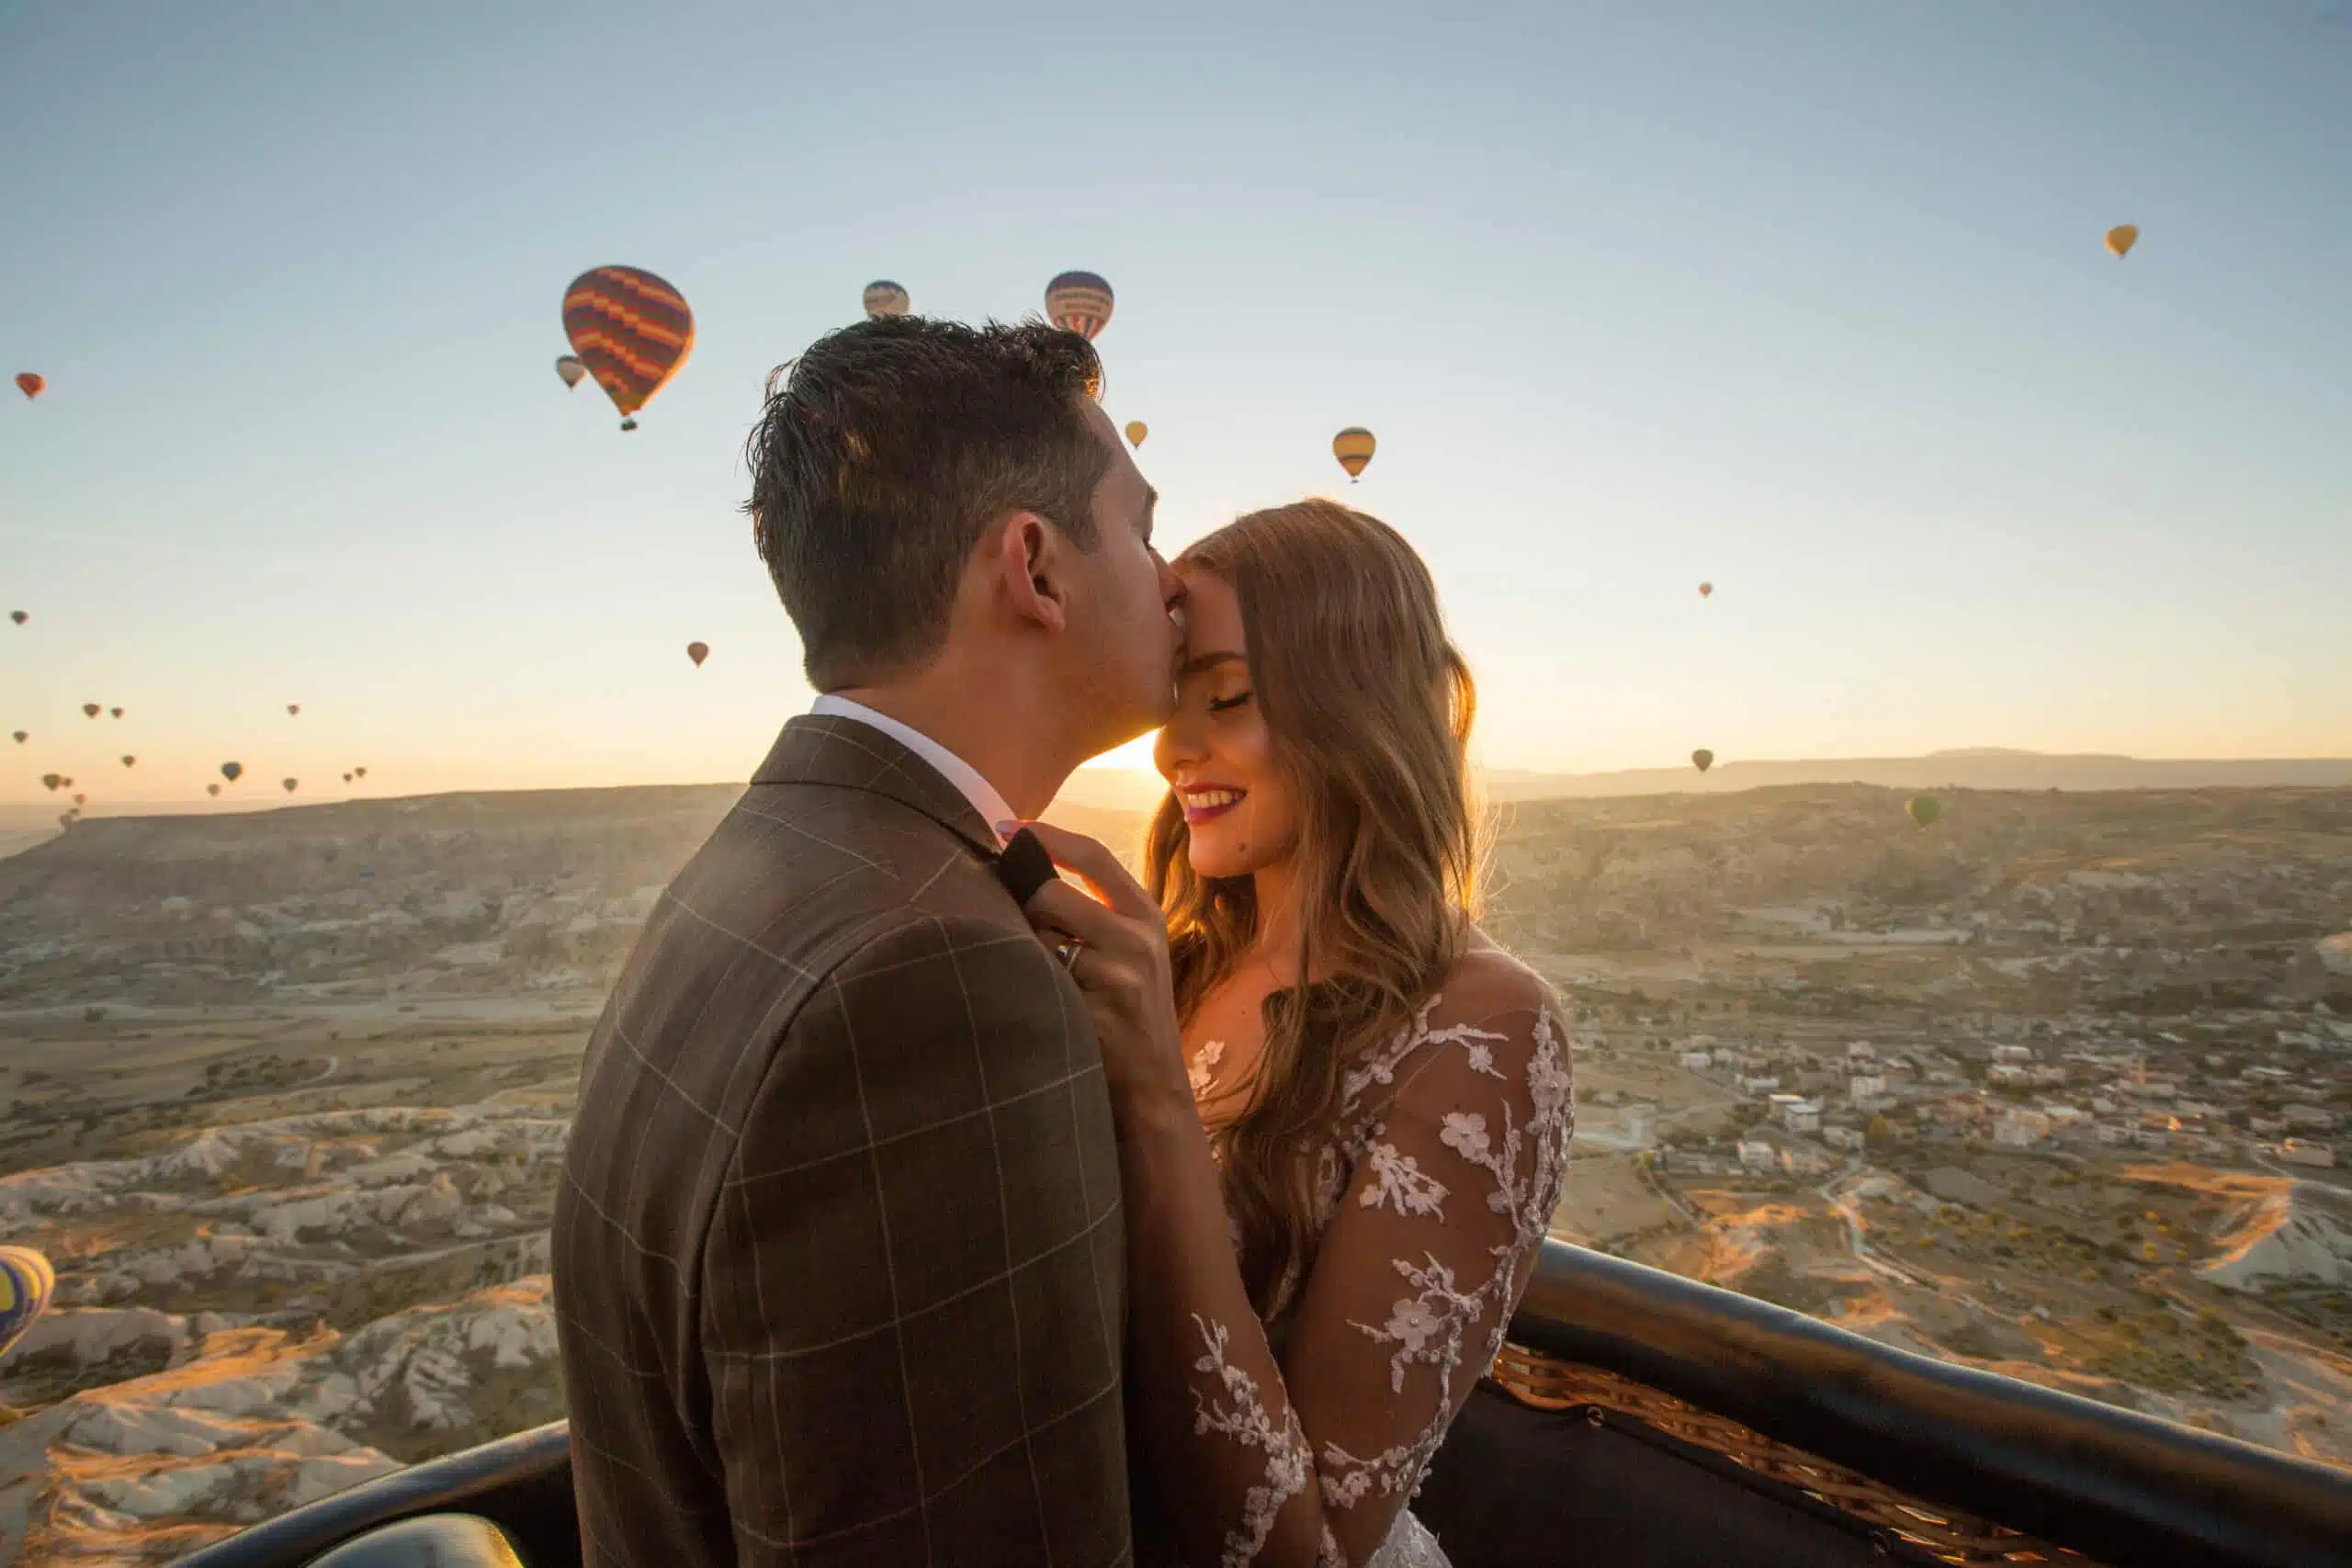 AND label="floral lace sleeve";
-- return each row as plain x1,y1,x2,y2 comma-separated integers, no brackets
1152,964,1575,1567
